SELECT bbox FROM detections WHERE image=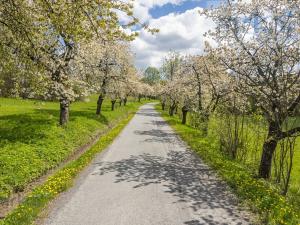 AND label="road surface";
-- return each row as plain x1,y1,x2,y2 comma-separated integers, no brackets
43,103,252,225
